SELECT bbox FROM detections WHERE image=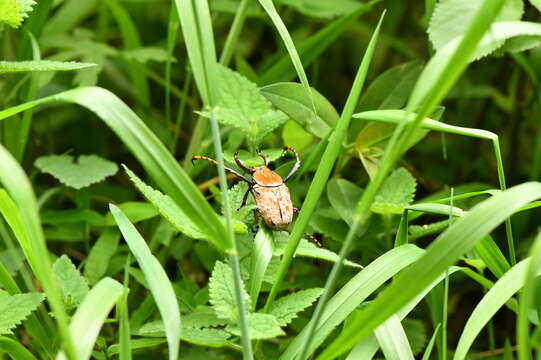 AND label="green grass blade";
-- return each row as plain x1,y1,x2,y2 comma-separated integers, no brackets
453,255,541,360
264,12,384,315
319,182,541,359
0,87,229,251
291,15,385,358
104,0,150,107
110,204,181,360
118,256,132,360
256,0,314,109
374,315,415,360
0,145,76,360
281,244,424,360
517,231,541,360
56,277,124,360
421,324,441,360
249,227,273,309
219,0,250,66
258,1,379,85
345,335,379,360
0,337,37,360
